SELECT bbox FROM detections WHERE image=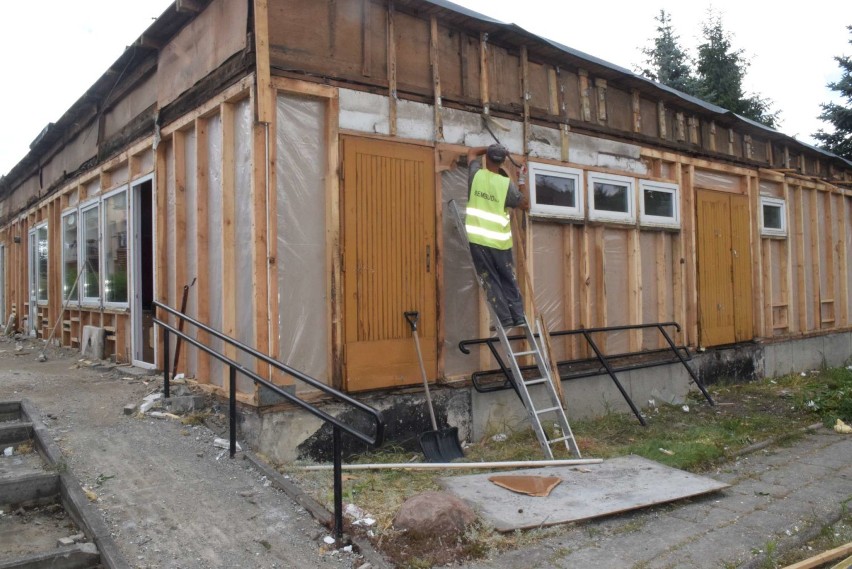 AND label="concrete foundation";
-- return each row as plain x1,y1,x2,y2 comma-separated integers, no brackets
239,331,852,464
